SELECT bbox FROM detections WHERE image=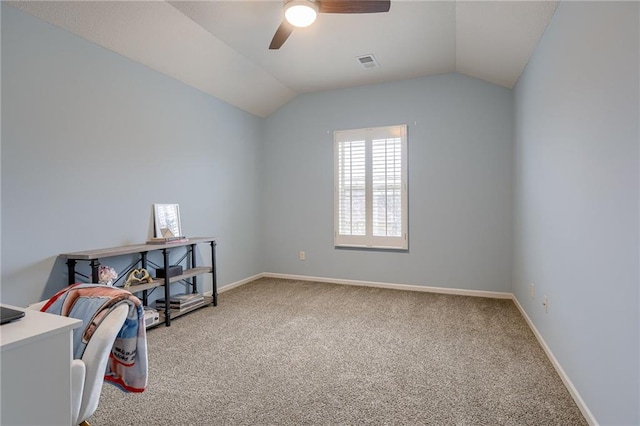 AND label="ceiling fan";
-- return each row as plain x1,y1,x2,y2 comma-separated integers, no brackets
269,0,391,50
